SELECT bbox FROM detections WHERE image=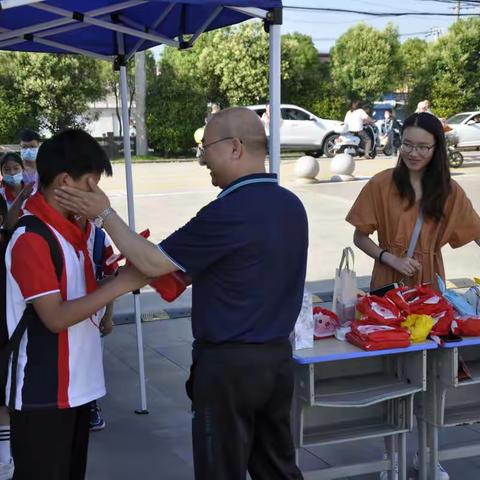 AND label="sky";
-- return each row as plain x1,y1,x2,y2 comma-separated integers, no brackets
282,0,478,52
150,1,479,58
